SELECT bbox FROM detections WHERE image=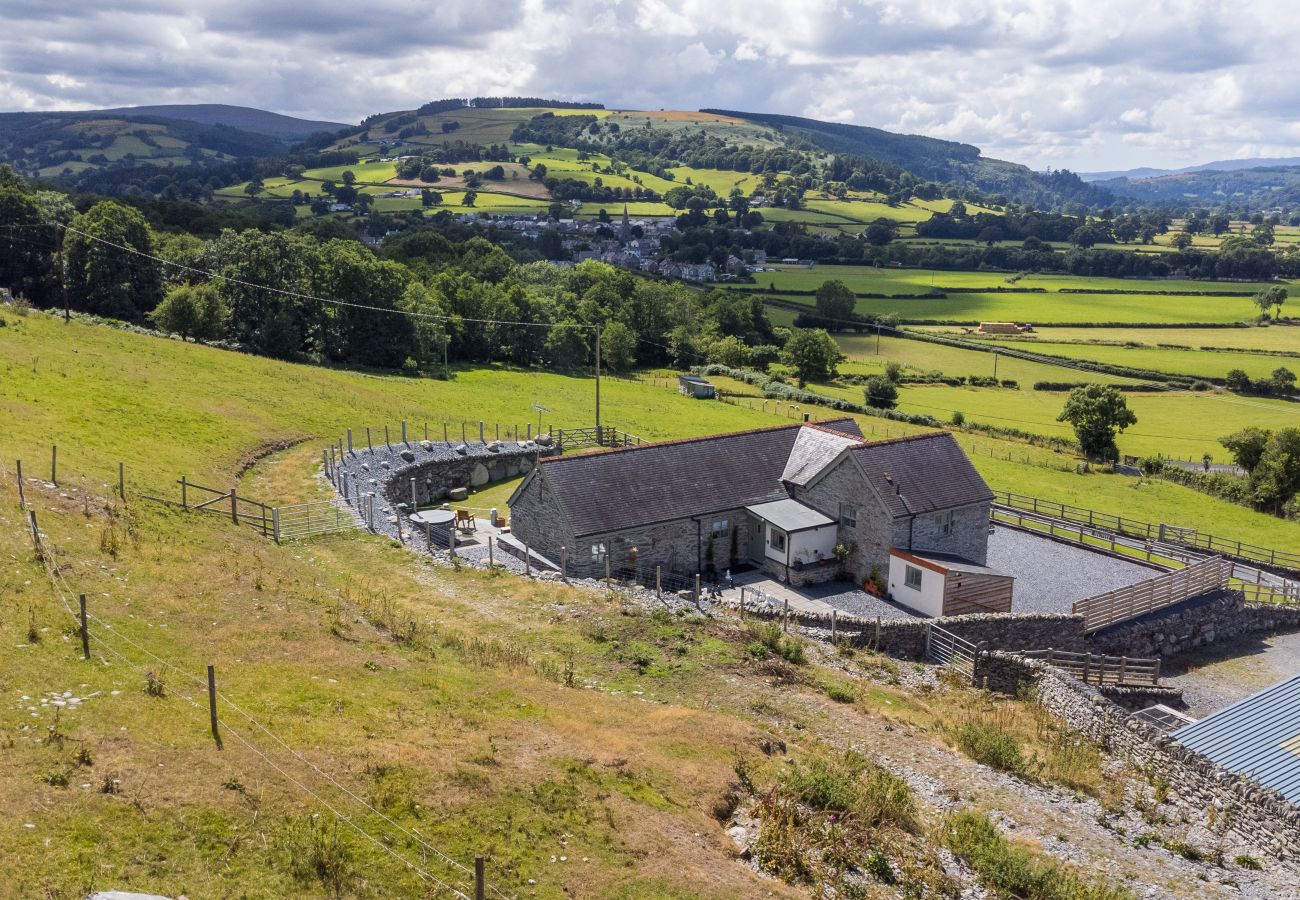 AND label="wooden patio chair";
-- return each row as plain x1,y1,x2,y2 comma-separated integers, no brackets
455,509,476,532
